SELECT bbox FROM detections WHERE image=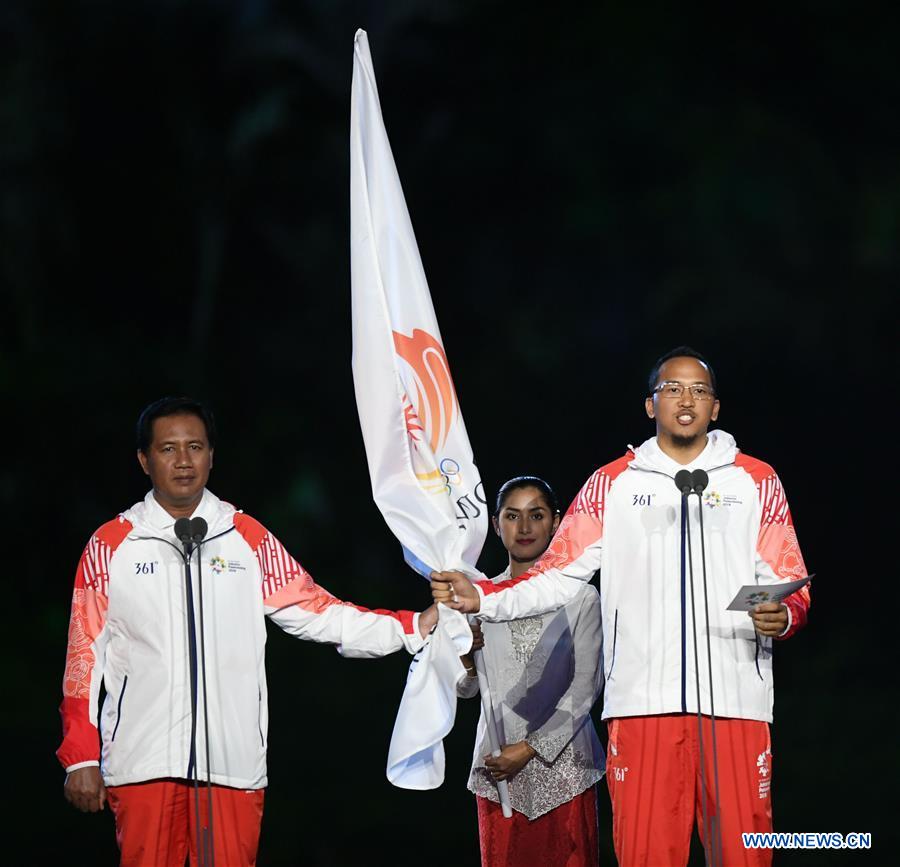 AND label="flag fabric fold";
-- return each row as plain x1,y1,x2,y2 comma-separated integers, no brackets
350,28,488,790
385,607,475,789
